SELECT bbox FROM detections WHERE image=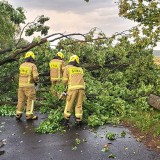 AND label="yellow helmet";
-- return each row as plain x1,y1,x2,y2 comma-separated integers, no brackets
69,55,79,64
25,51,35,59
57,52,64,59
